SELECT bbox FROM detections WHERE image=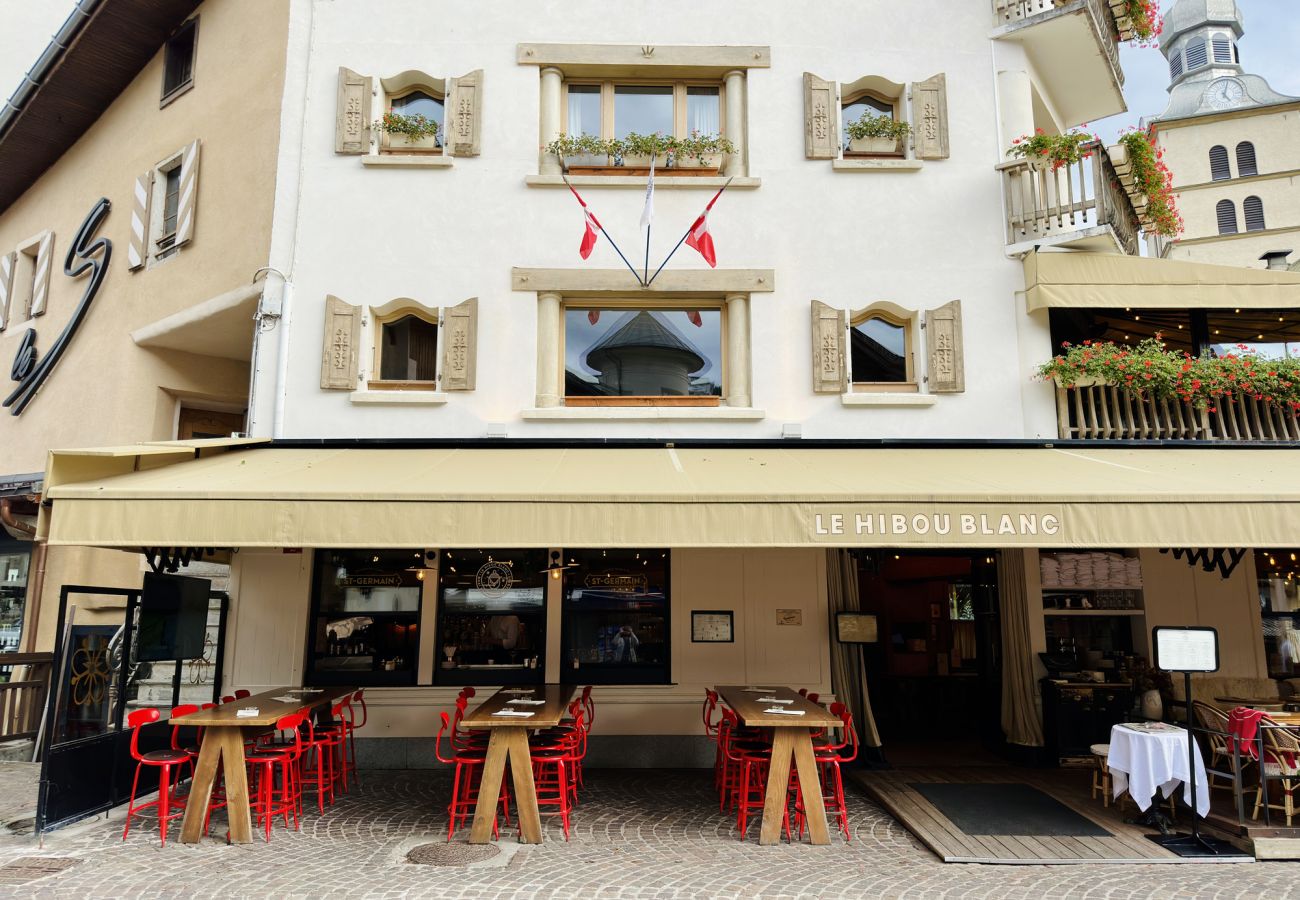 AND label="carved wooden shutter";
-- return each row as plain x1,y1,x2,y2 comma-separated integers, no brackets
811,300,846,393
910,73,949,160
174,139,200,248
446,70,483,158
29,232,54,317
441,297,478,391
0,251,13,330
925,300,964,393
803,73,838,160
336,67,372,154
320,295,361,390
127,170,154,270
